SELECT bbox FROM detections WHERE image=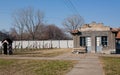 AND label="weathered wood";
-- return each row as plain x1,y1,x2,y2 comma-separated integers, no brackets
72,47,86,54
